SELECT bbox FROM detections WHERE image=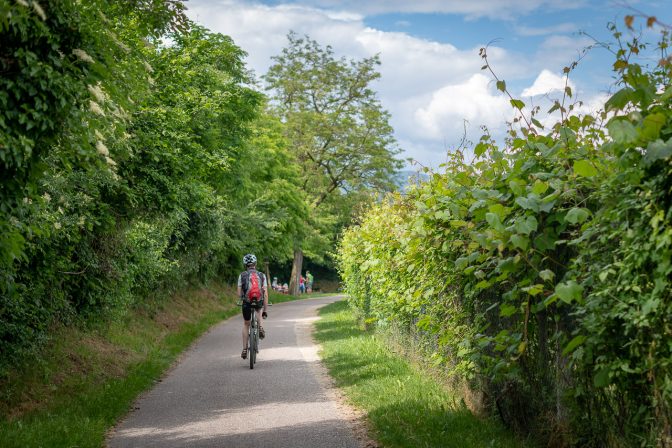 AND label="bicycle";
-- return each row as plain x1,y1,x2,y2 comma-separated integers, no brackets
238,299,264,369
